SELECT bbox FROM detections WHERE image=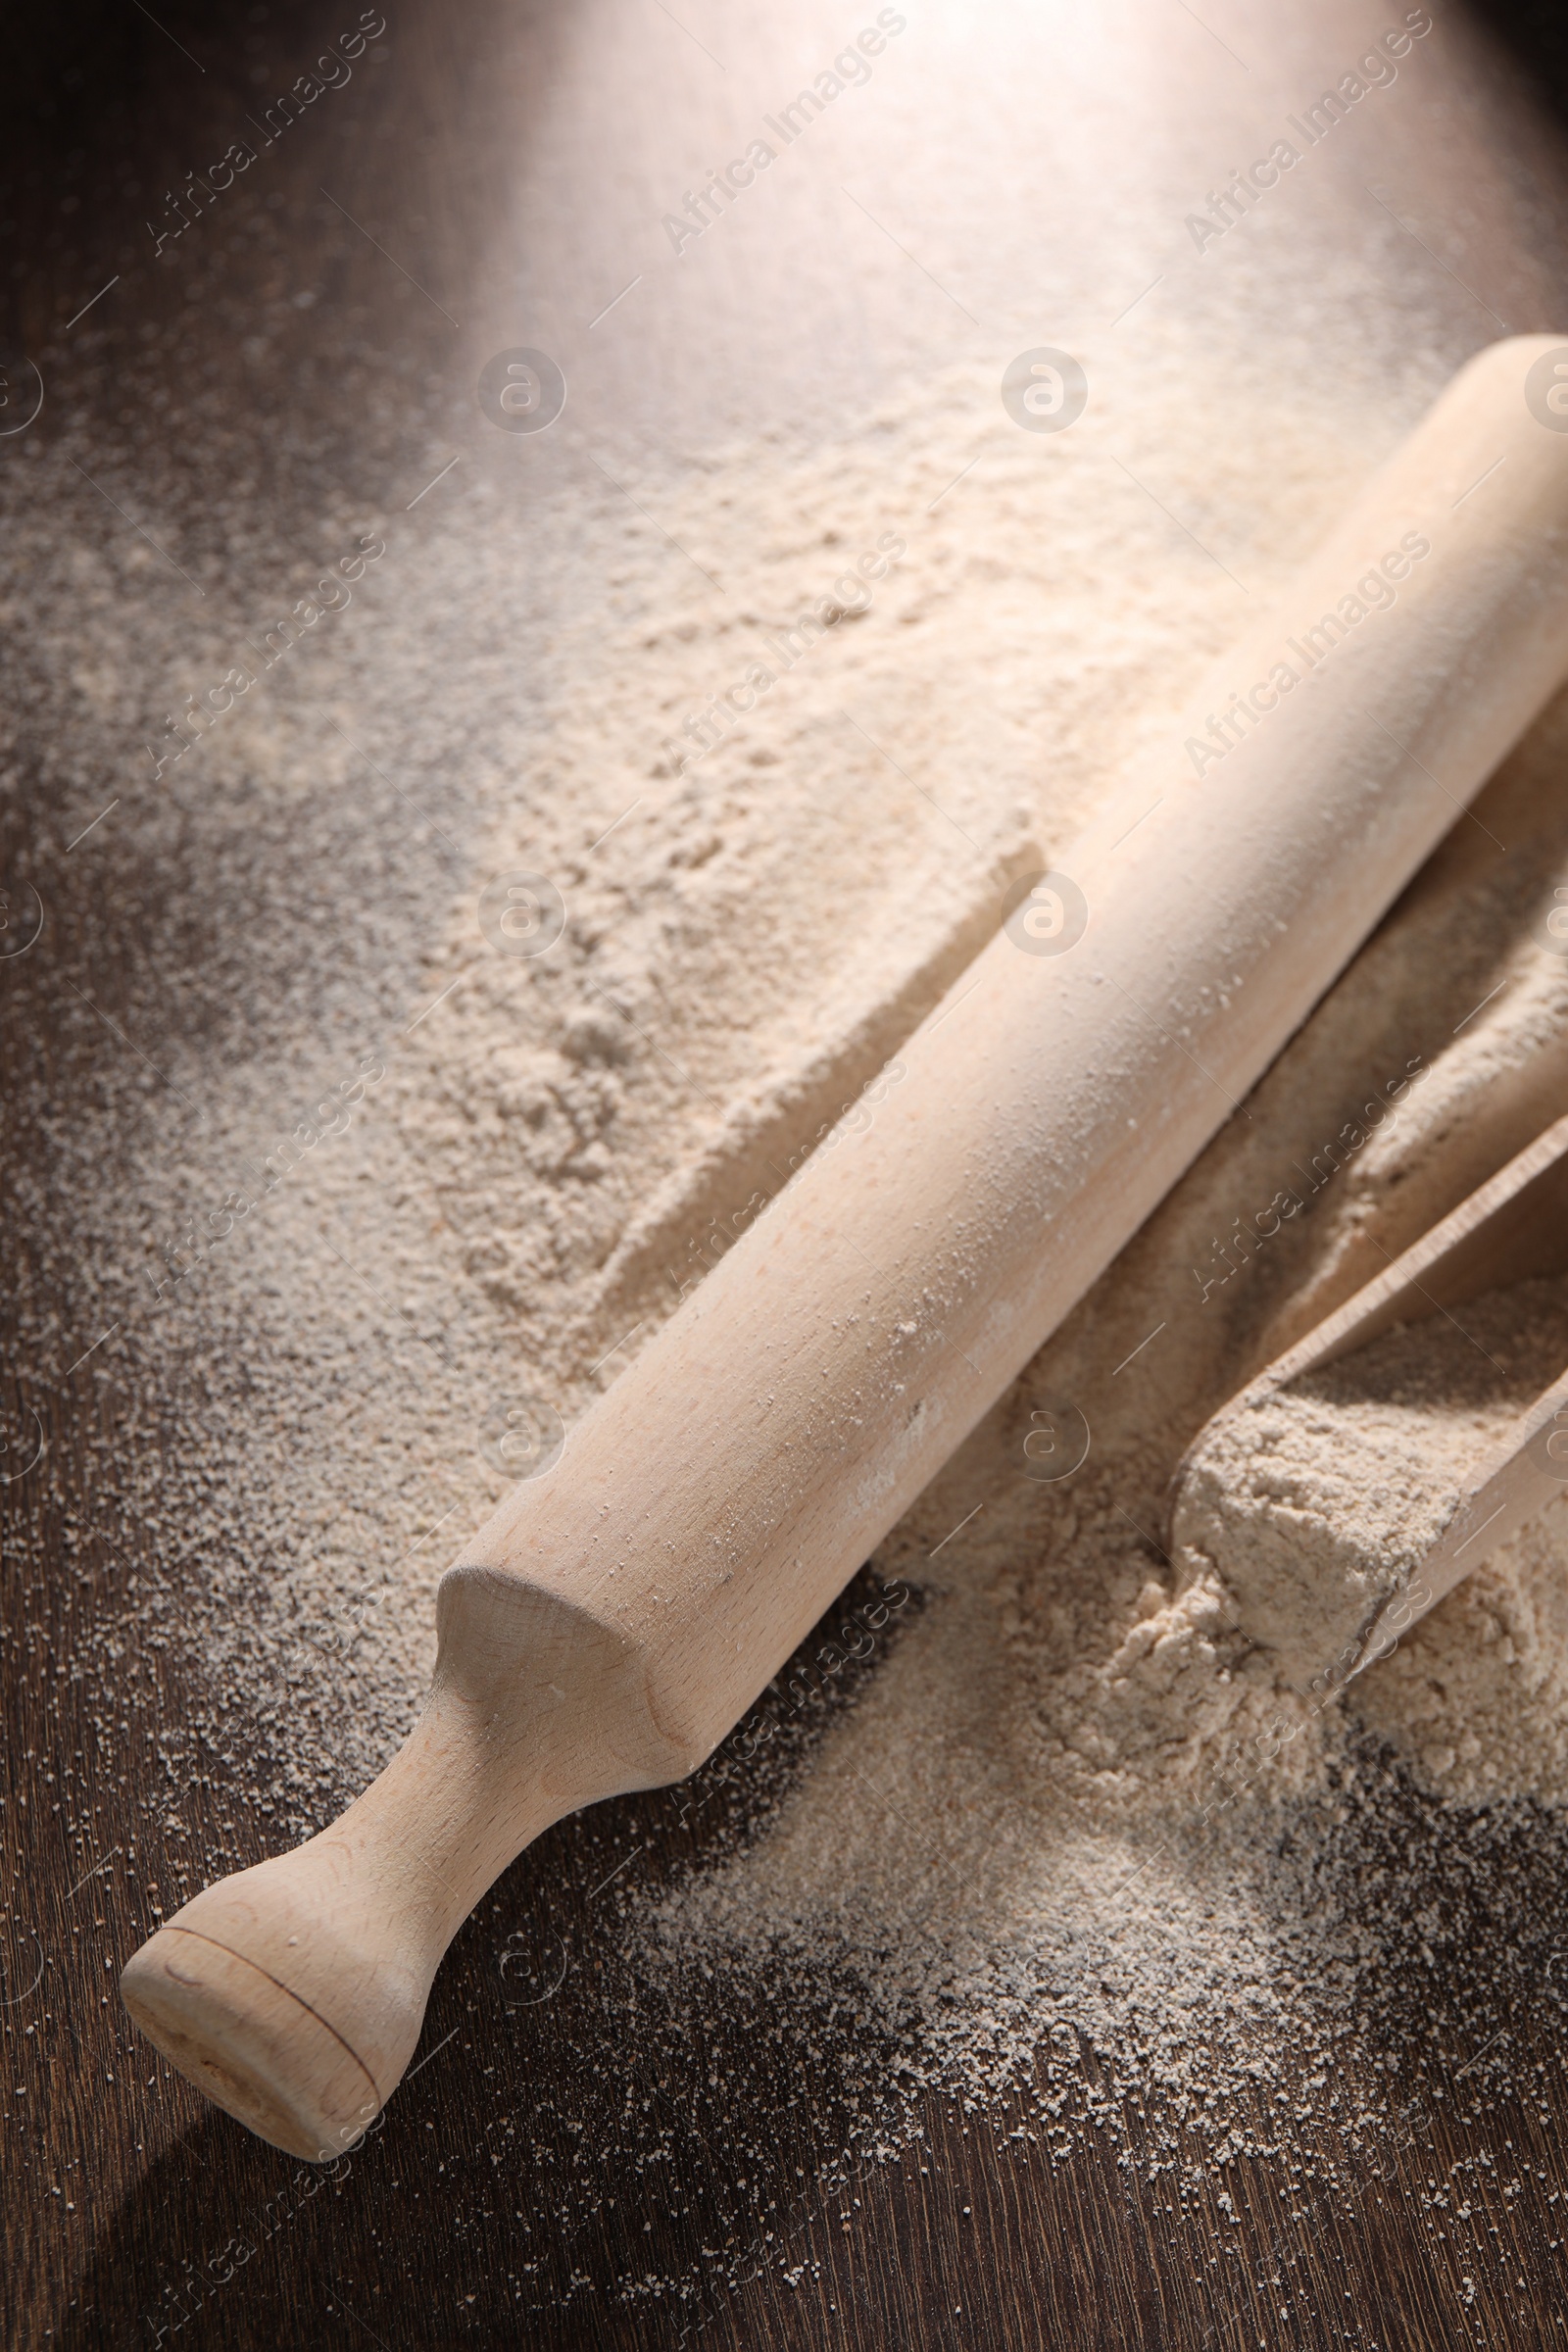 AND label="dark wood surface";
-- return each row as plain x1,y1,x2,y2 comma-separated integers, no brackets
9,3,1568,2346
